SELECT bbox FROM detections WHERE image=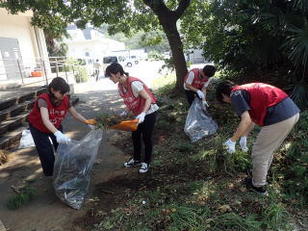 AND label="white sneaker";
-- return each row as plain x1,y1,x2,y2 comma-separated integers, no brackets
139,162,149,173
124,158,141,168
